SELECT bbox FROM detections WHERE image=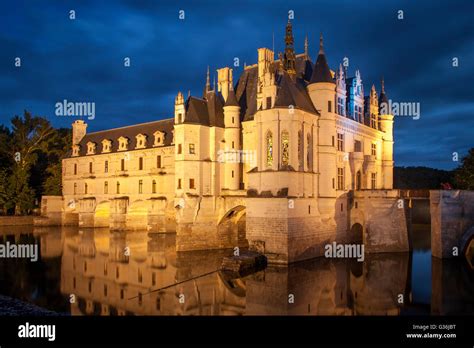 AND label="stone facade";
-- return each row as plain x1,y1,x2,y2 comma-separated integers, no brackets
45,20,406,264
